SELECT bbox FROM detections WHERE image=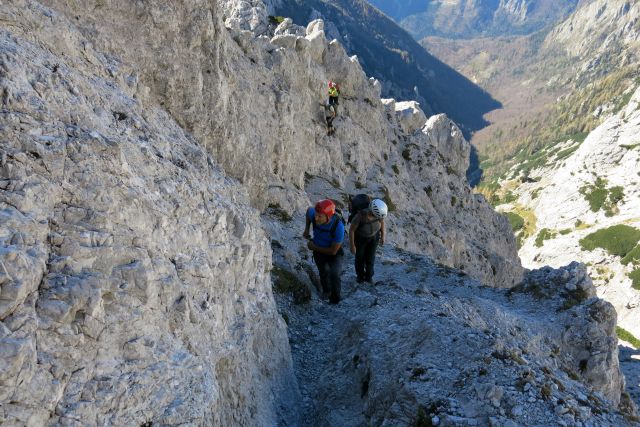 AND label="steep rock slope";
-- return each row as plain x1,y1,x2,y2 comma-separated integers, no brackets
0,3,297,425
478,0,640,340
545,0,640,74
30,0,523,287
